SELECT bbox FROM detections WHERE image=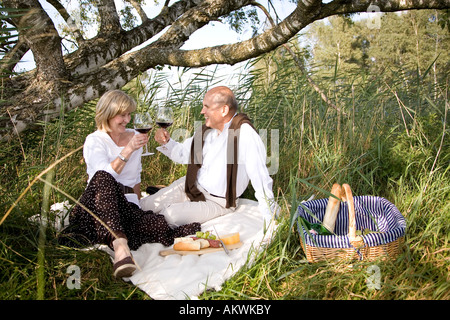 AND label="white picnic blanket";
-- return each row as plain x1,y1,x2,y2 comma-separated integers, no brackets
126,198,277,300
42,198,277,300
